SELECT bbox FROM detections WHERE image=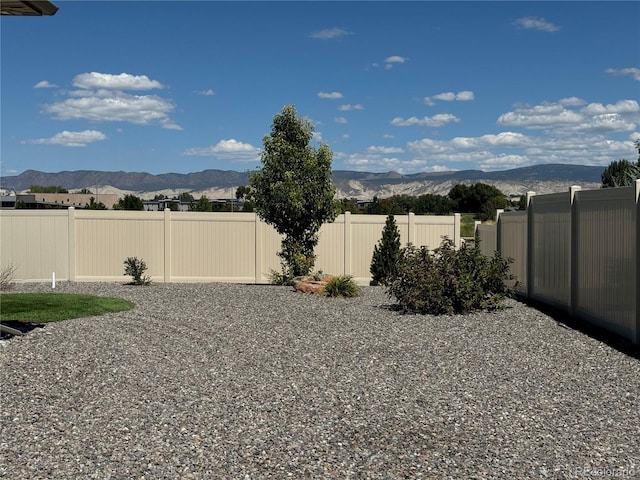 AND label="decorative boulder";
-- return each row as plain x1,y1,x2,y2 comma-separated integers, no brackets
294,275,337,295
